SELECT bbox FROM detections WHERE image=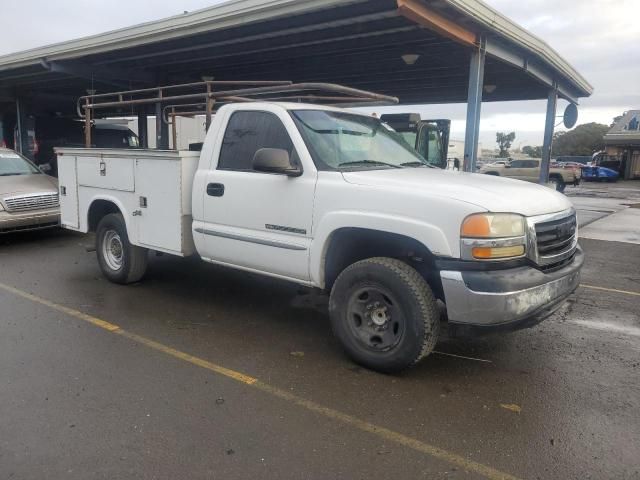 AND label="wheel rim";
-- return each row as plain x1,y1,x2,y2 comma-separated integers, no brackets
102,229,124,271
346,286,405,351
